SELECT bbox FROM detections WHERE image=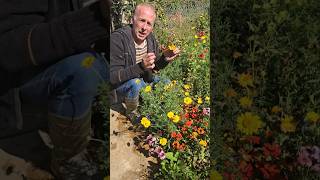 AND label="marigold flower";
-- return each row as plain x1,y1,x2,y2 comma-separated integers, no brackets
271,106,282,113
199,139,207,147
81,56,95,68
239,96,253,108
210,170,223,180
233,51,242,59
171,131,177,138
141,117,151,128
172,115,180,123
144,85,152,93
184,97,193,105
197,97,203,104
224,88,237,97
159,138,167,146
238,73,254,87
237,112,263,135
192,132,198,139
280,115,296,133
167,111,174,119
197,127,205,134
305,111,319,123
